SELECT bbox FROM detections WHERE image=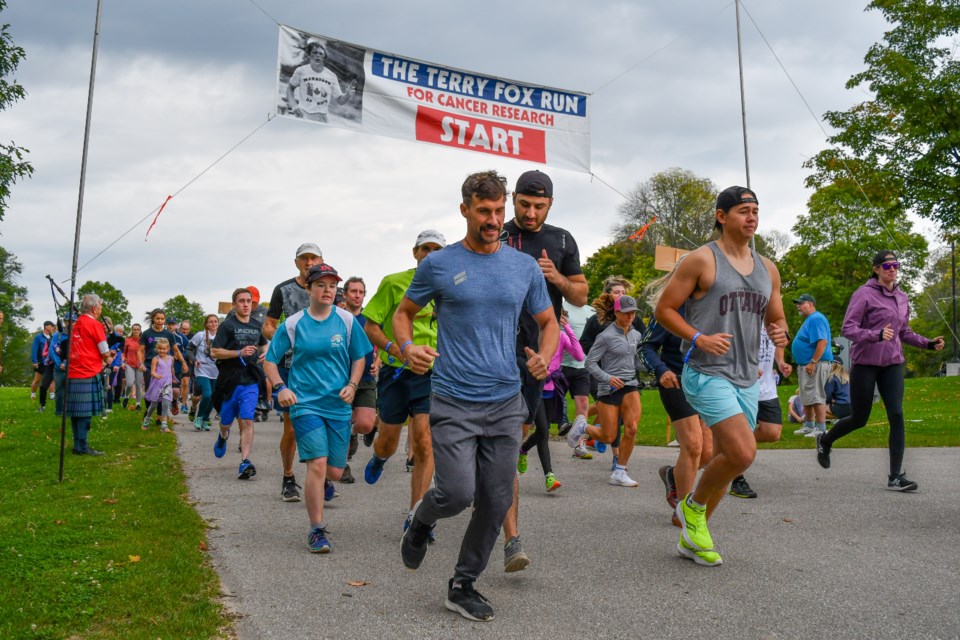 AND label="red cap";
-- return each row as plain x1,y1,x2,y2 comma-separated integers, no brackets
247,286,260,303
